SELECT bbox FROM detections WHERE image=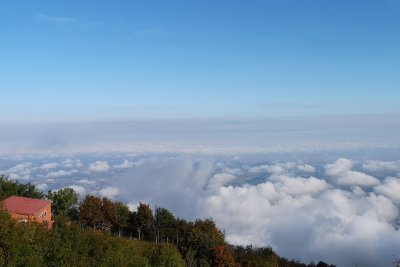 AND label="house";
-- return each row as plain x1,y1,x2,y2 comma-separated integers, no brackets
3,196,52,230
